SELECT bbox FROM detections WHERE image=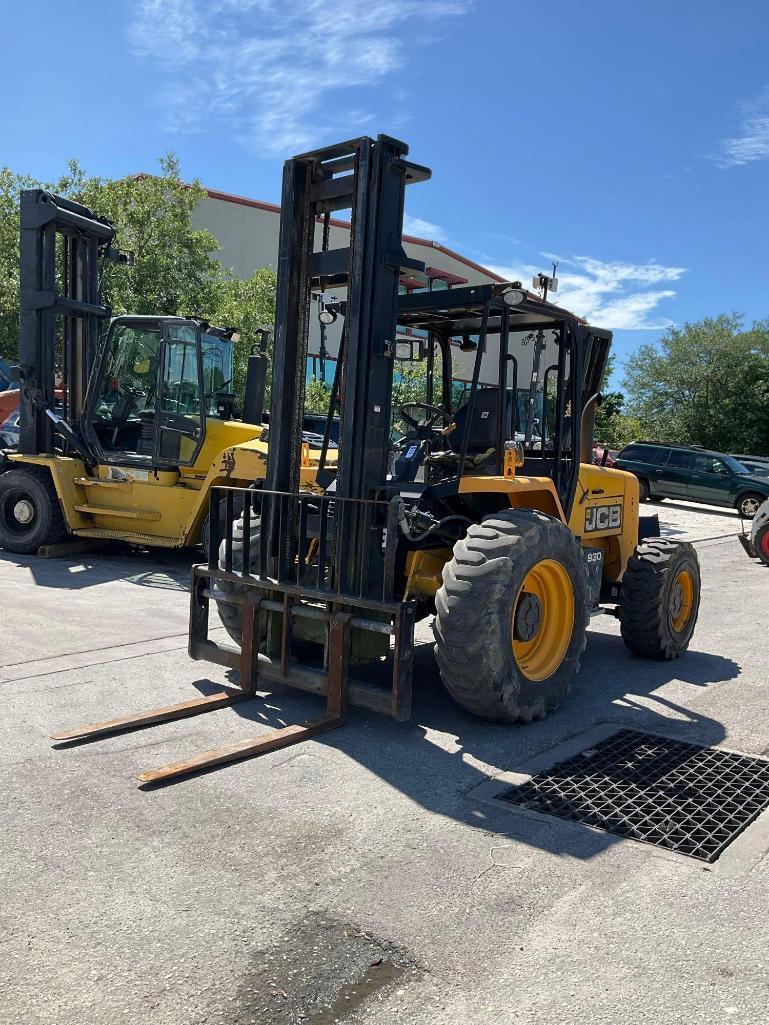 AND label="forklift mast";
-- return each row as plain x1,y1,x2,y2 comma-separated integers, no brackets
268,136,430,500
19,190,116,456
